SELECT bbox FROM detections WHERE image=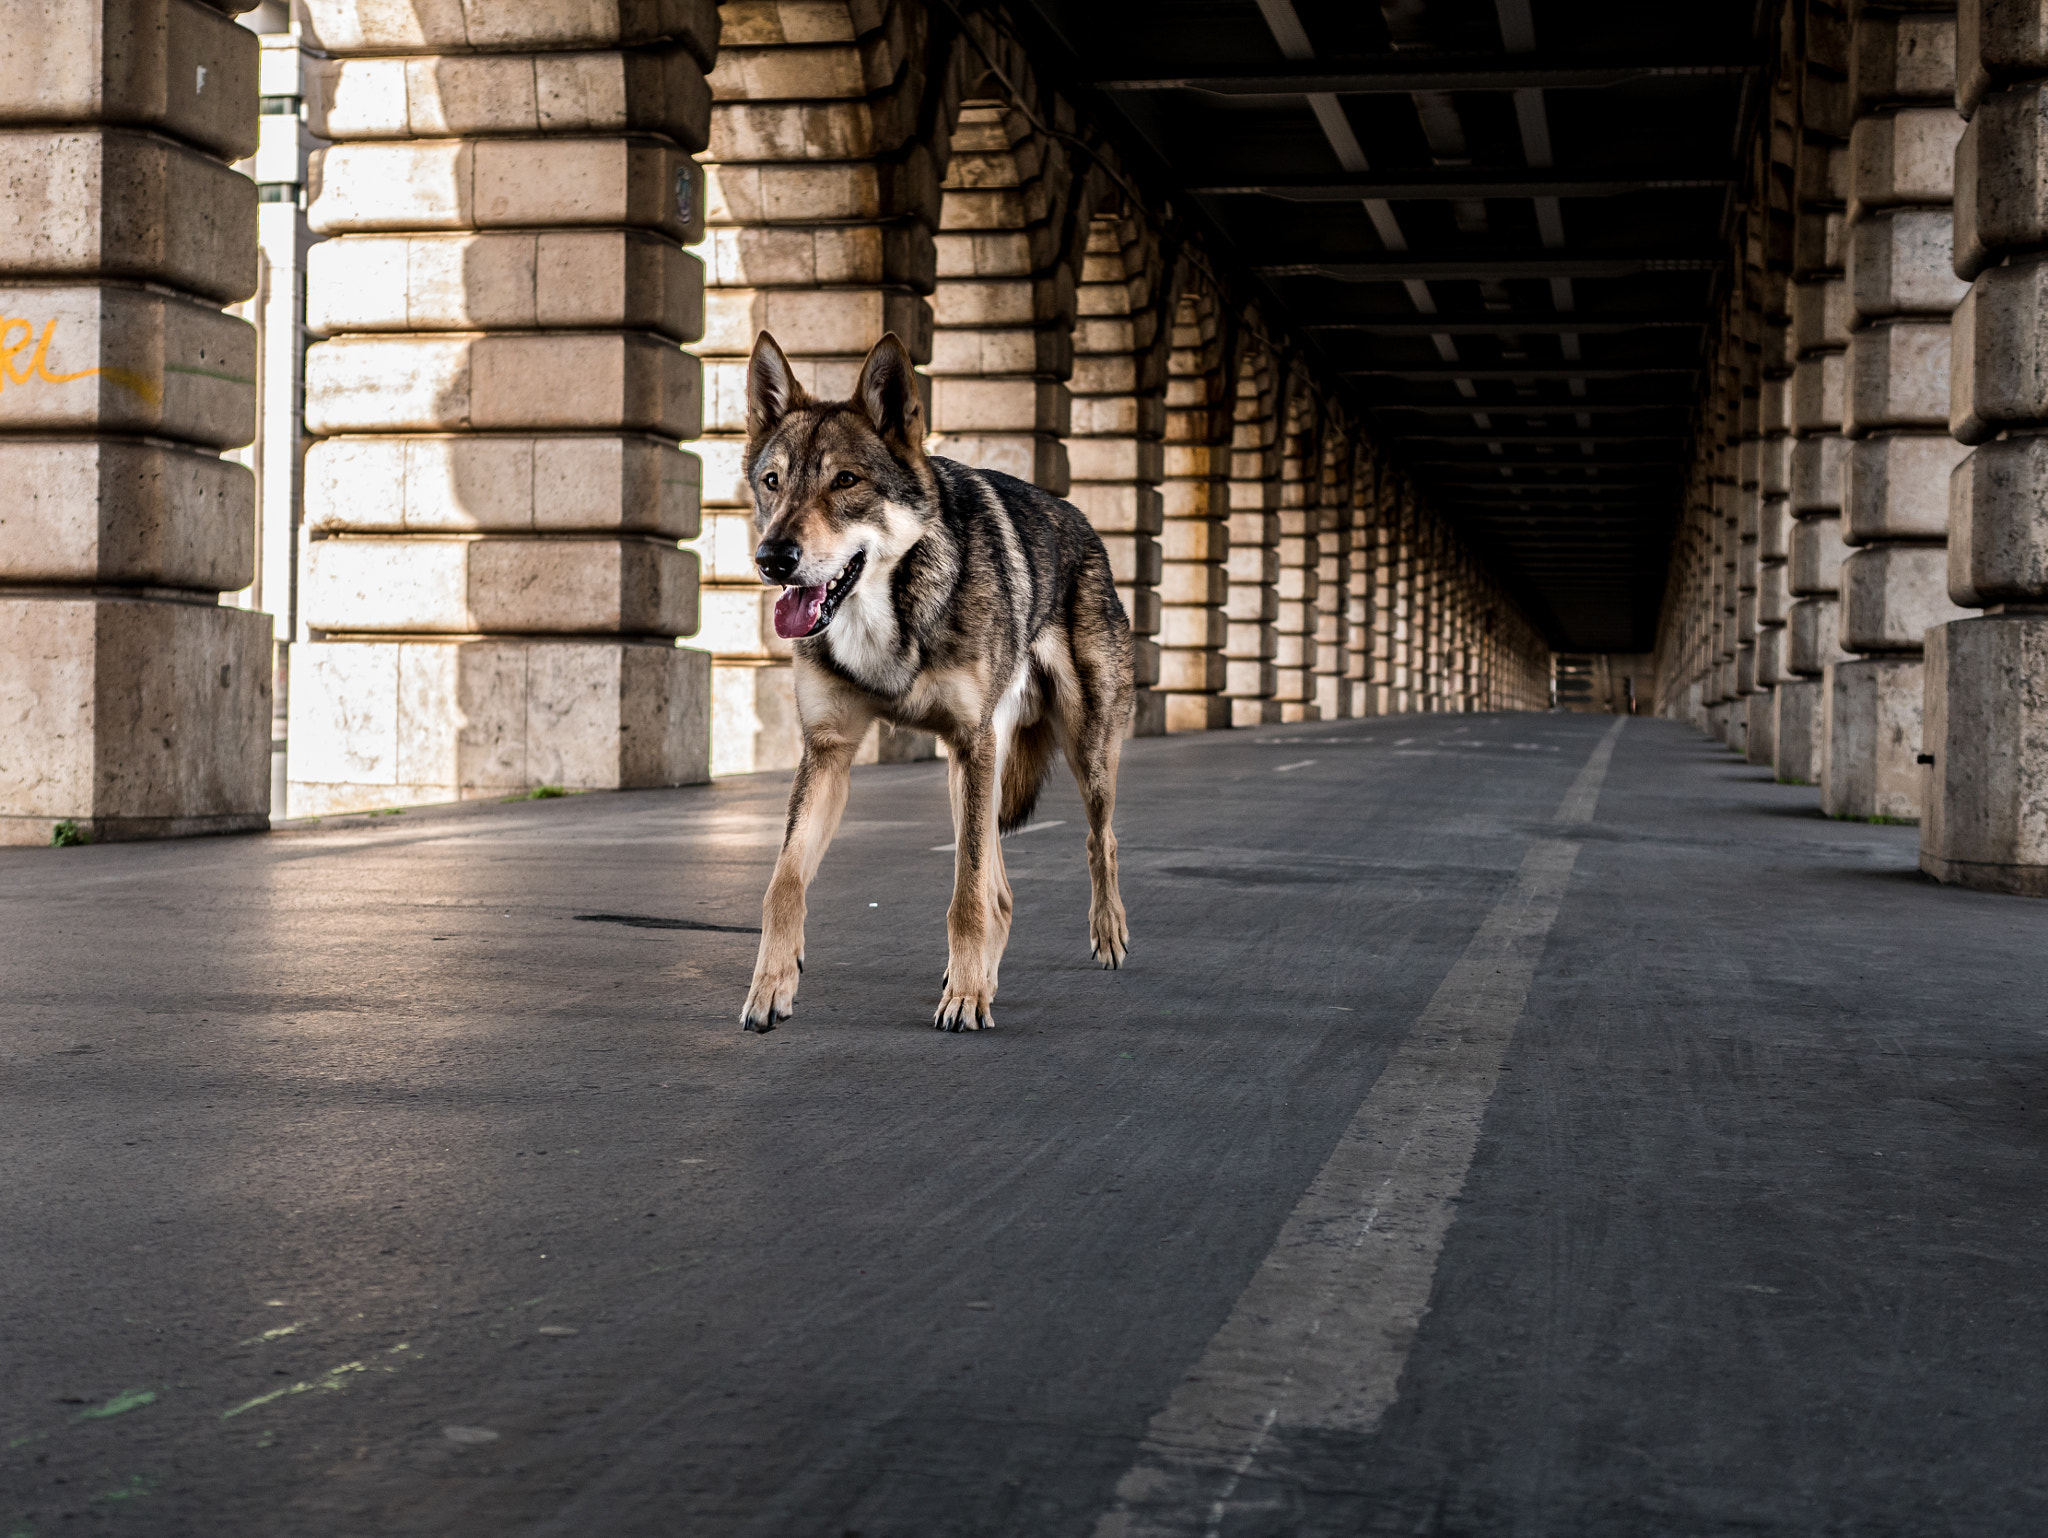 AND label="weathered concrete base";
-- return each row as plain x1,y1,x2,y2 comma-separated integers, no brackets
1920,614,2048,896
0,595,270,845
1746,689,1777,766
1314,675,1347,720
1823,656,1924,821
1725,707,1748,757
1164,692,1231,732
1279,701,1319,724
1230,698,1282,728
288,639,709,815
1773,679,1825,784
